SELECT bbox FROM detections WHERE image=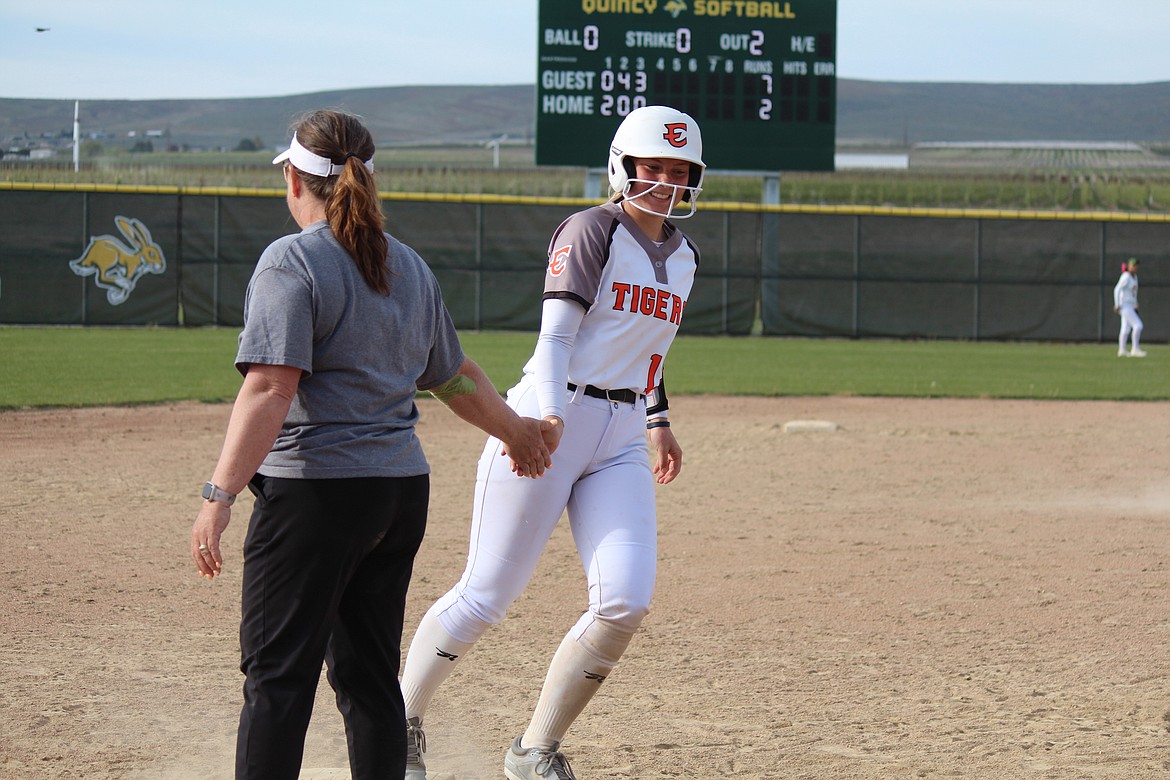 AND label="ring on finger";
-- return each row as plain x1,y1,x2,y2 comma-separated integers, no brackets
198,544,210,552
